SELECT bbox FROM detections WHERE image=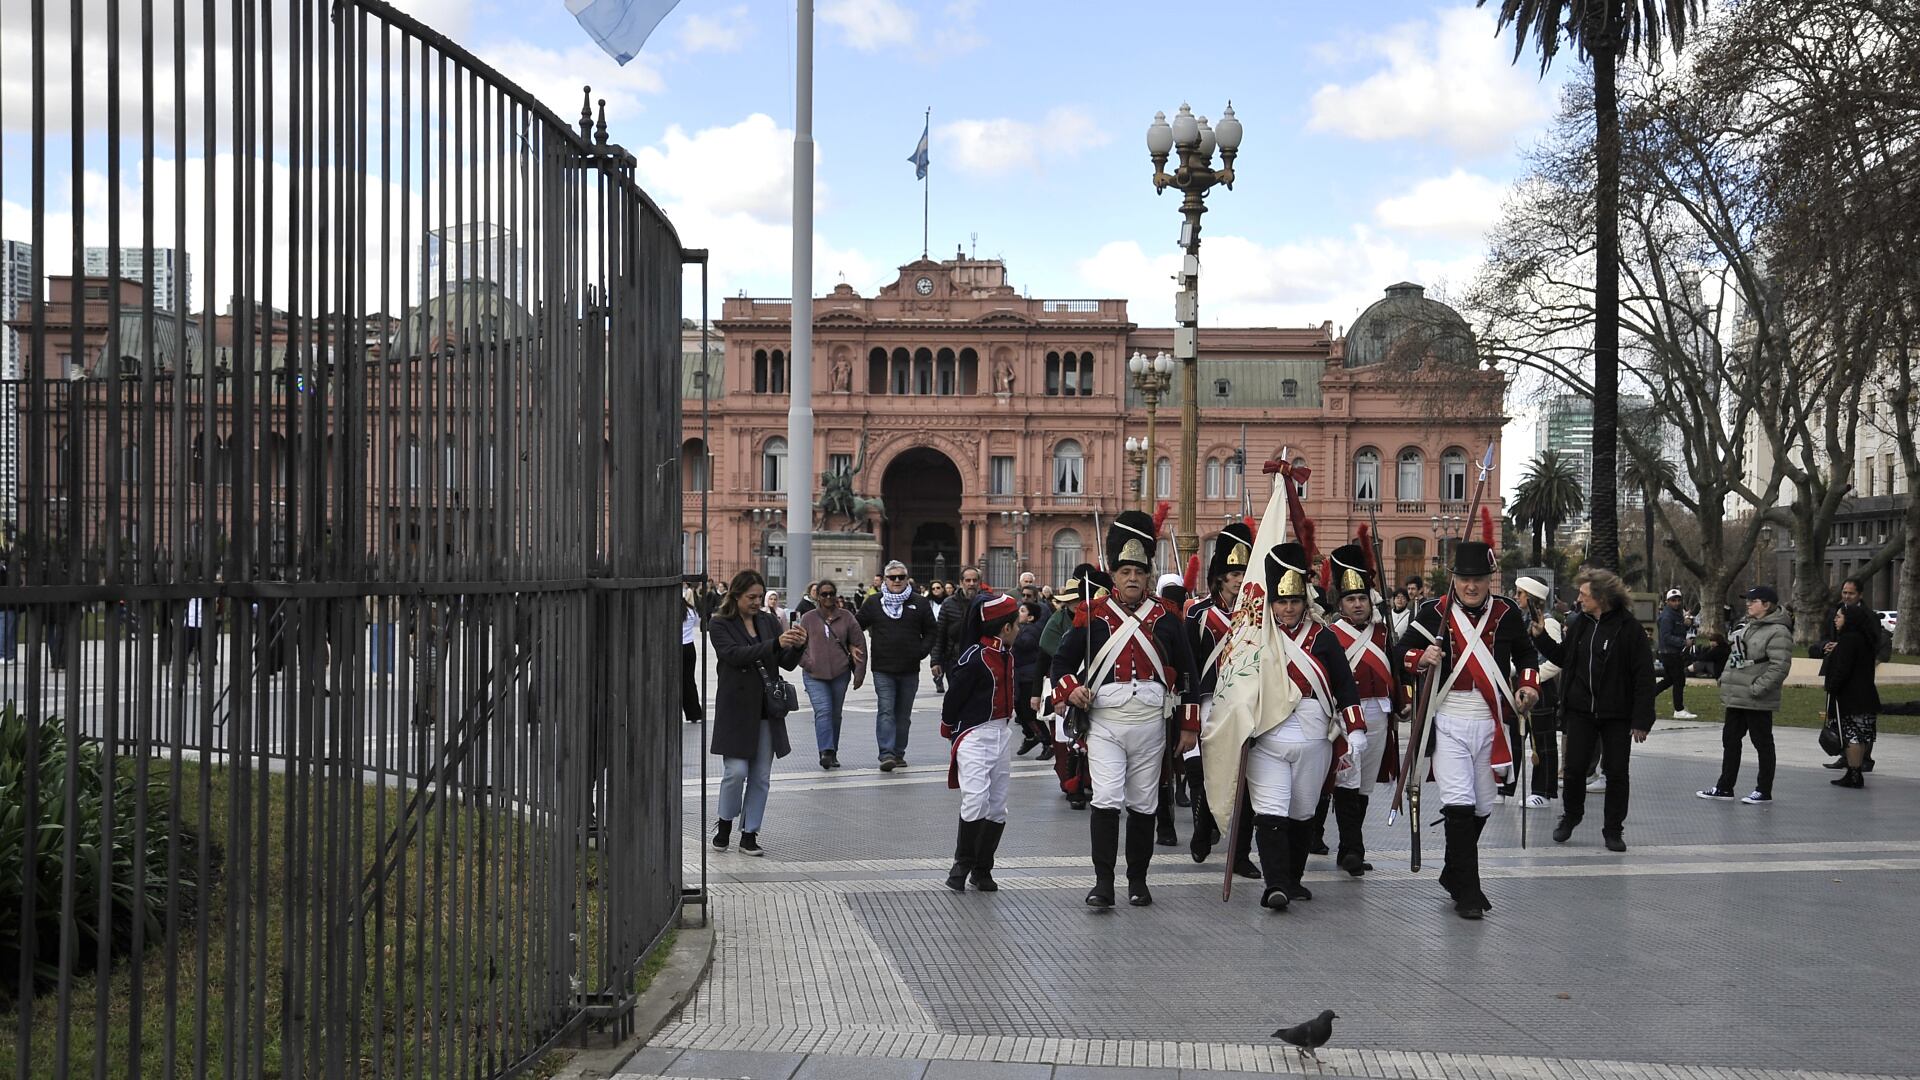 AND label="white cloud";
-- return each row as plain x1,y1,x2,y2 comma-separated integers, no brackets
937,107,1109,177
629,113,875,302
635,113,803,222
1075,227,1433,330
820,0,916,51
476,39,664,130
1373,169,1508,240
677,5,751,53
1307,6,1554,155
